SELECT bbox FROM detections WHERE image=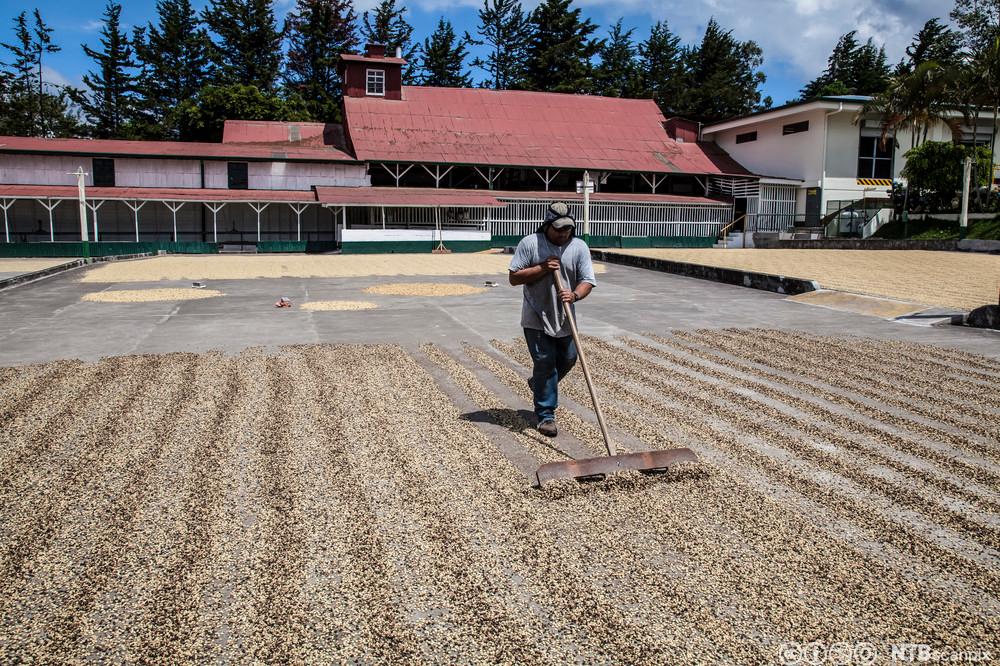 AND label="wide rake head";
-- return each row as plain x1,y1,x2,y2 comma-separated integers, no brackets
535,448,699,487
